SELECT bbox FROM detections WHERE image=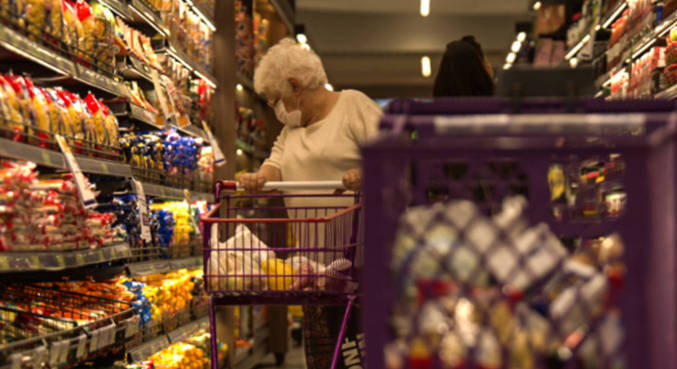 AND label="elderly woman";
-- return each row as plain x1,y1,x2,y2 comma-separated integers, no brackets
239,38,381,368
